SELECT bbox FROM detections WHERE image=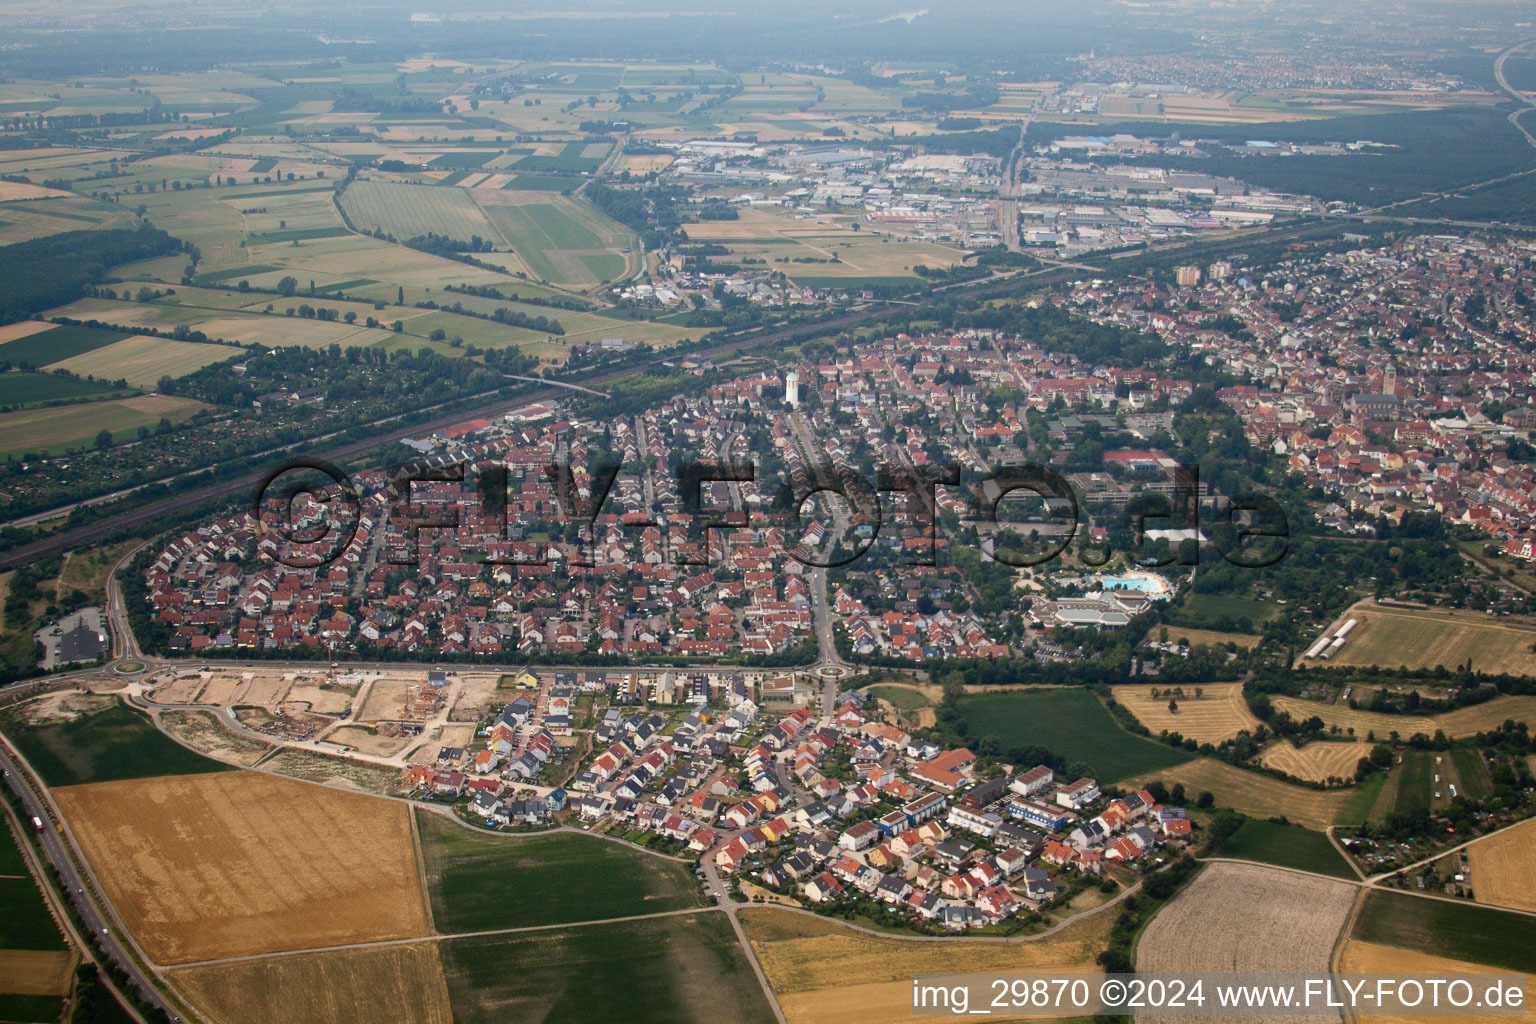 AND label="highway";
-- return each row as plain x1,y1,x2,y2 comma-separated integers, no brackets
0,744,181,1023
